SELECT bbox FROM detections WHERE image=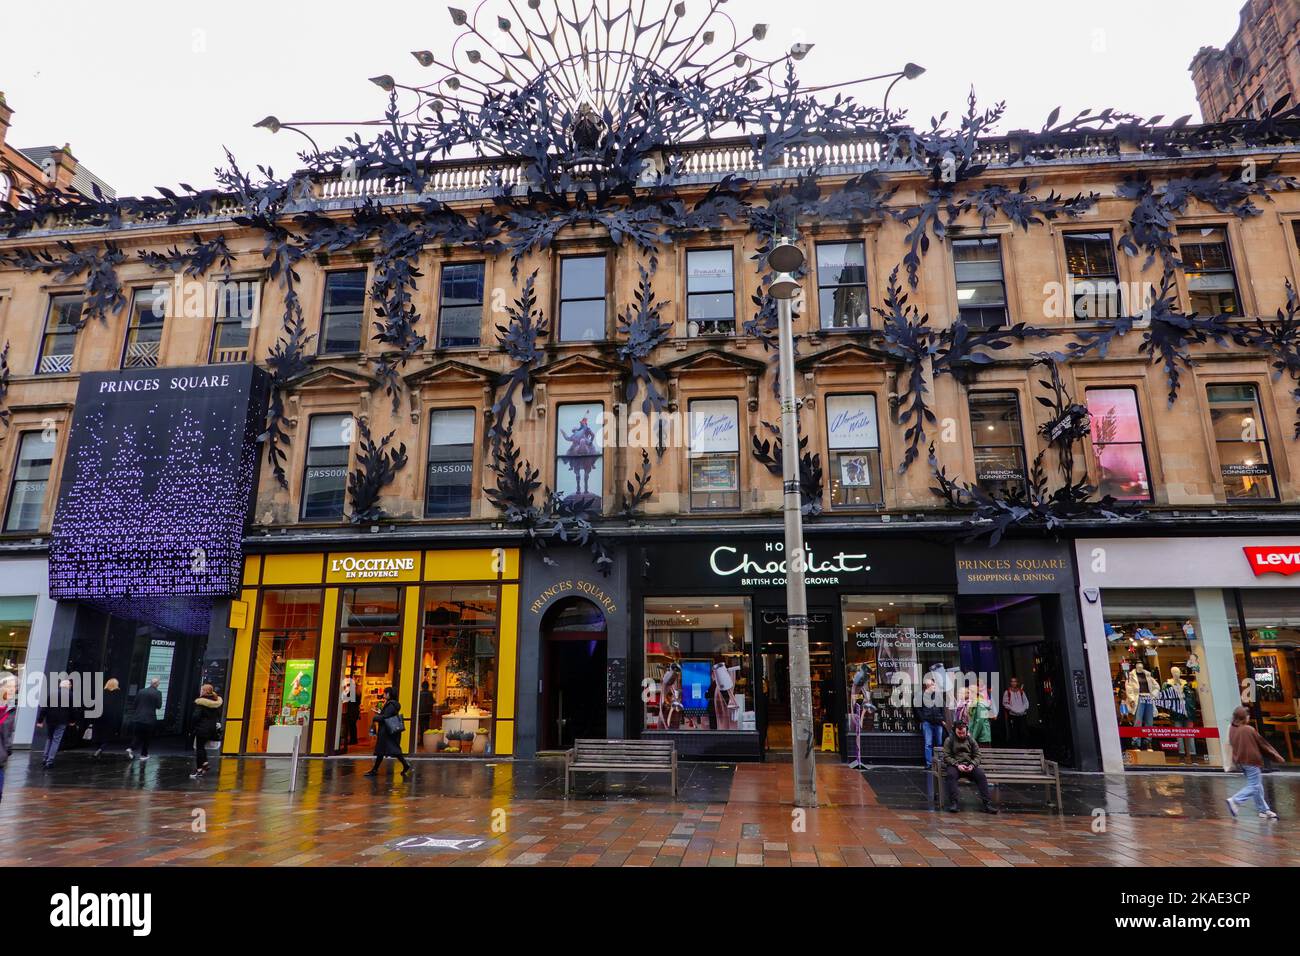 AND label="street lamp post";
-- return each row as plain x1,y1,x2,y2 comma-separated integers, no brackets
768,240,817,808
